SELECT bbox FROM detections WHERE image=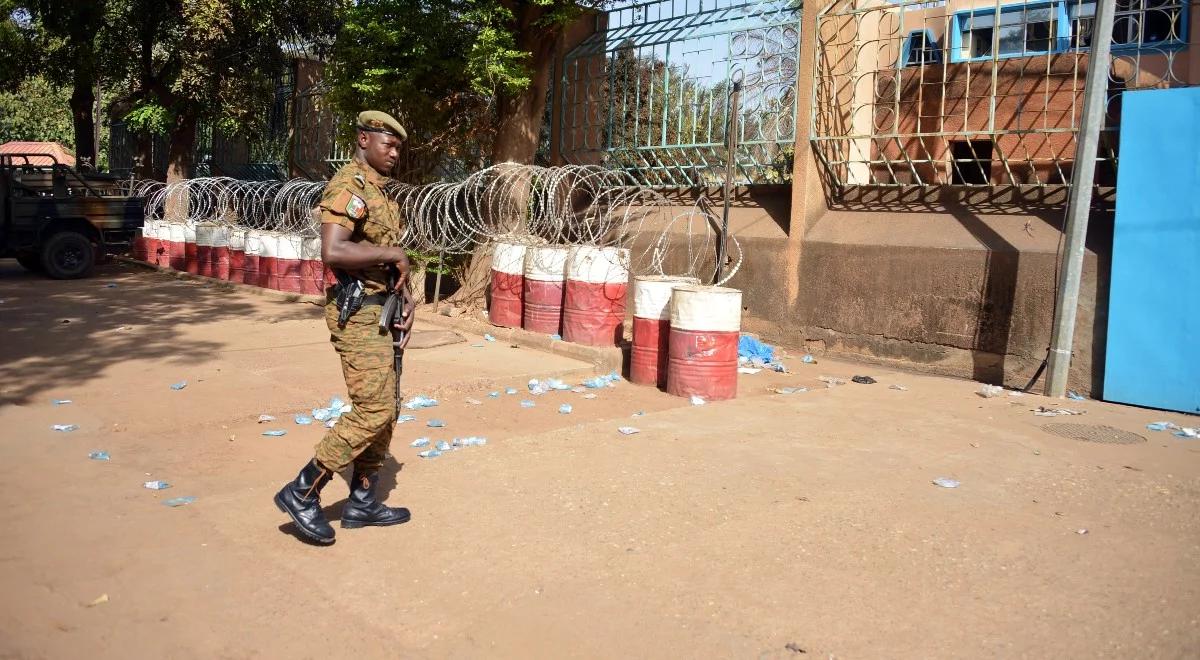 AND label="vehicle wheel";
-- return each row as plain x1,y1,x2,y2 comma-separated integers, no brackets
41,231,96,279
16,252,43,272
